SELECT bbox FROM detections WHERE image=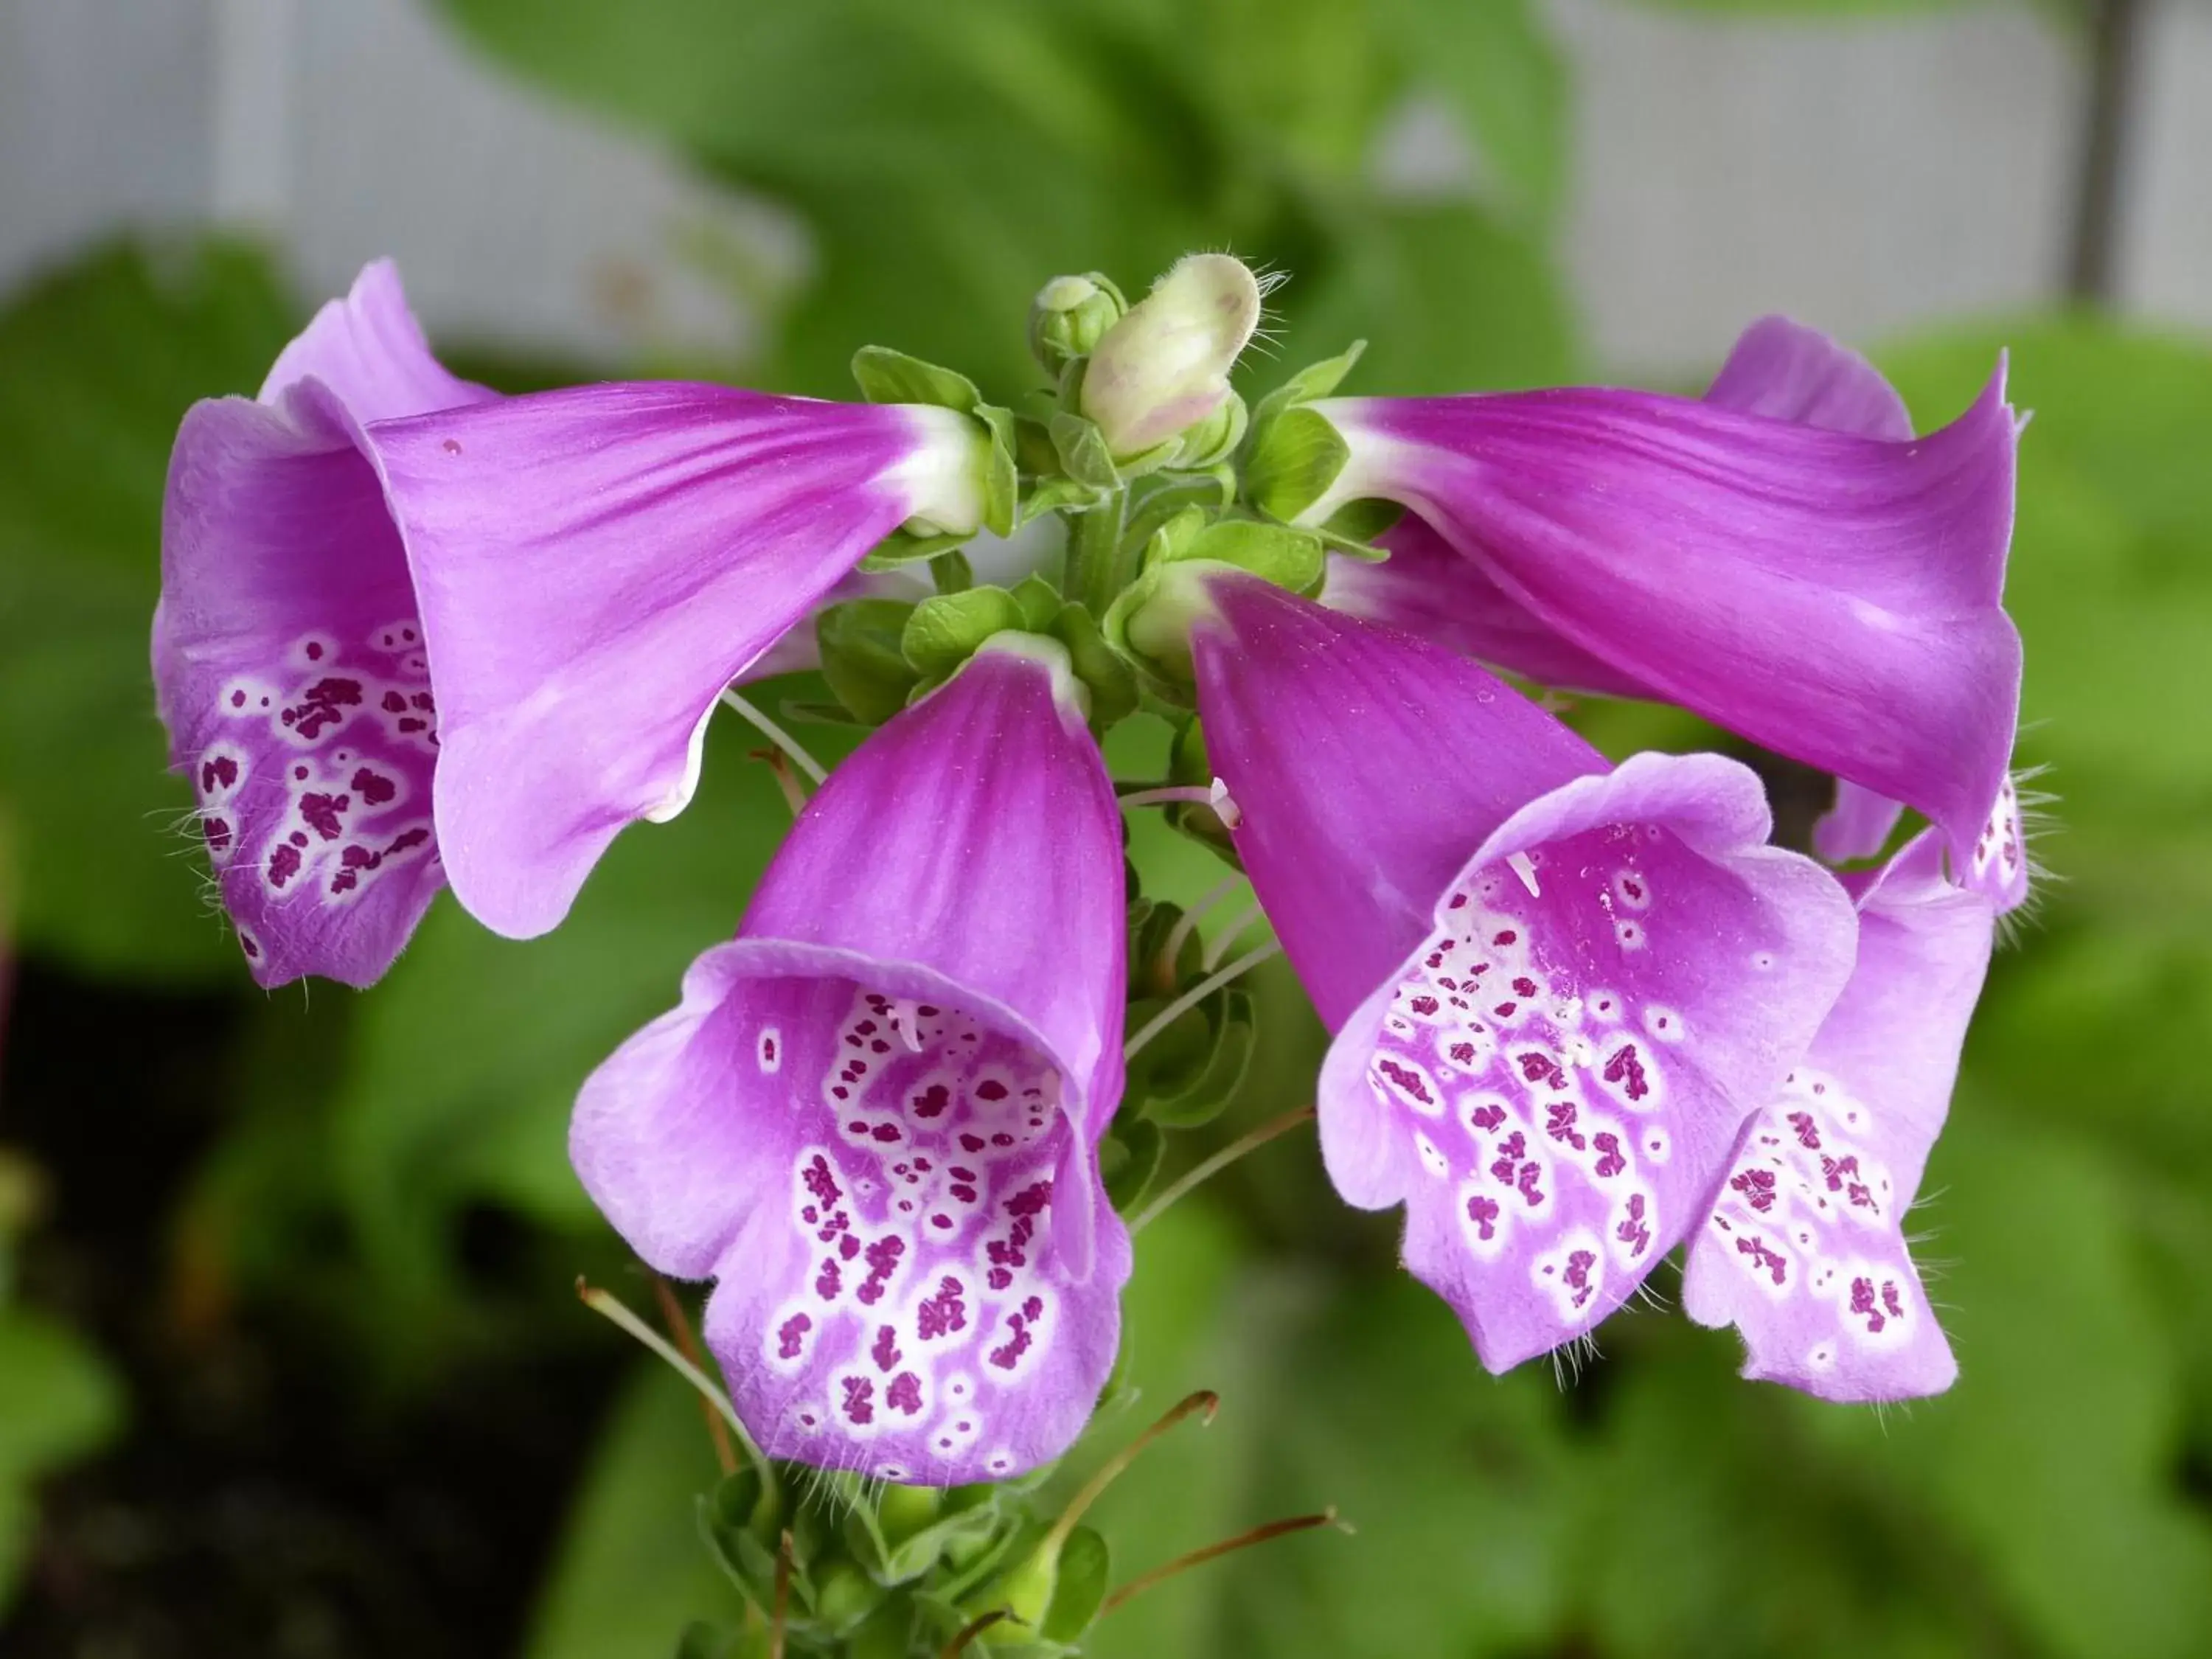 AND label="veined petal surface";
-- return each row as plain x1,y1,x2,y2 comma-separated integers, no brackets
366,388,983,938
153,262,490,987
571,641,1128,1482
1683,830,1992,1400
